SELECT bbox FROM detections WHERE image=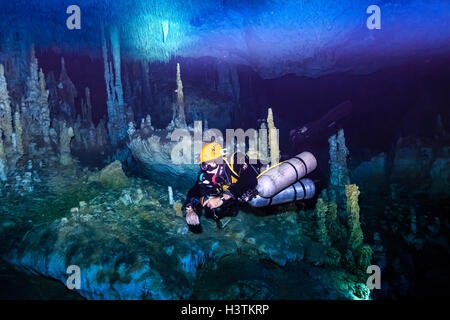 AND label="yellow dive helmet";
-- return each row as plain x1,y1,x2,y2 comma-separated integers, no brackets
201,142,223,163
